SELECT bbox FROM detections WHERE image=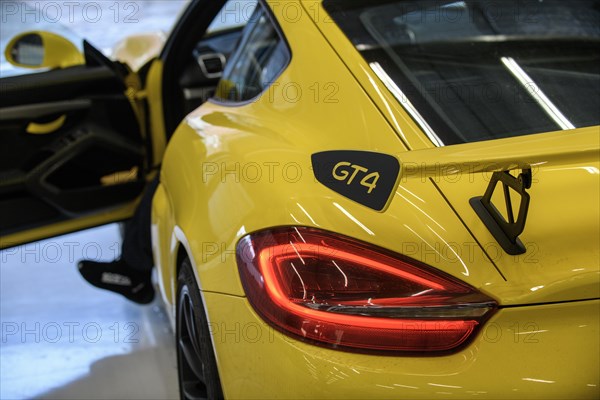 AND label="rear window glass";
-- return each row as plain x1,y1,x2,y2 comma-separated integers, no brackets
323,0,600,145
